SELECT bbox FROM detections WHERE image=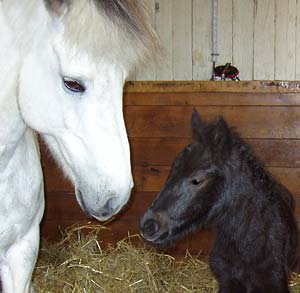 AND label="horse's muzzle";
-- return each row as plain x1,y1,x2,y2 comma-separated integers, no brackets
96,197,116,219
76,189,119,221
